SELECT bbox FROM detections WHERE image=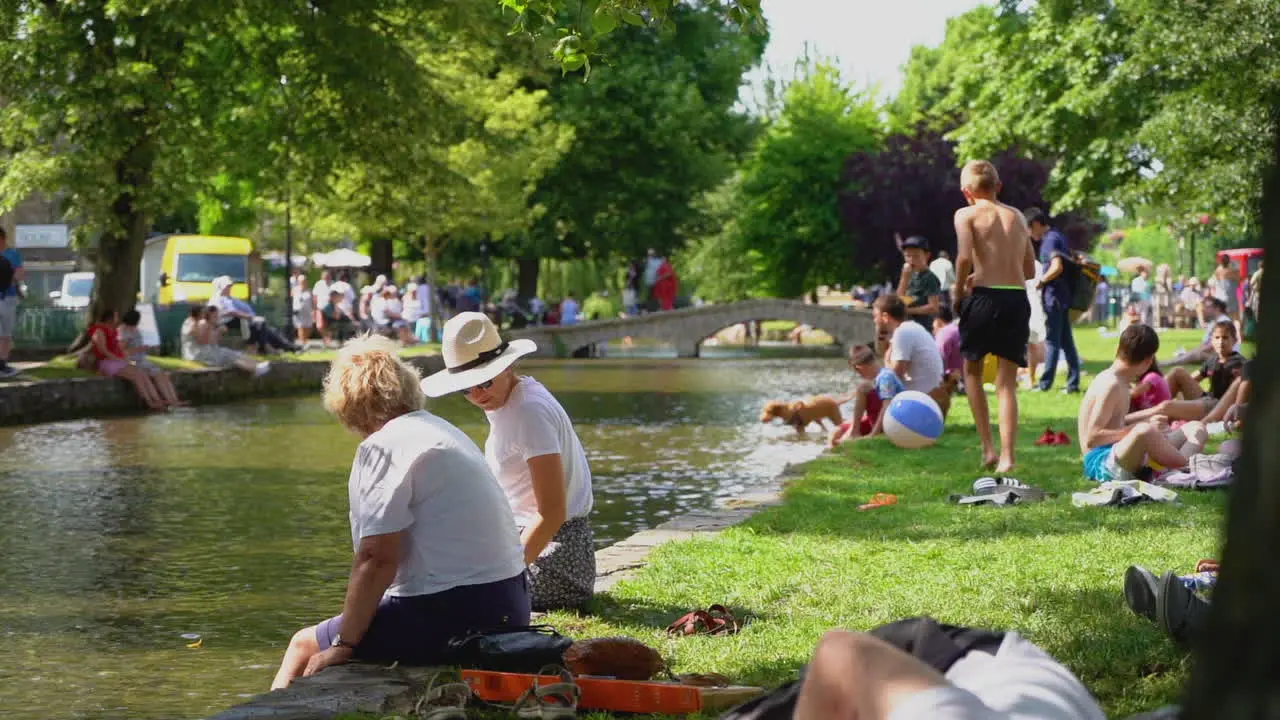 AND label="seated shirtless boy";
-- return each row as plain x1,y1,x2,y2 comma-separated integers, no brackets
952,160,1036,472
829,345,904,448
1079,324,1208,482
